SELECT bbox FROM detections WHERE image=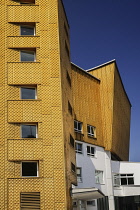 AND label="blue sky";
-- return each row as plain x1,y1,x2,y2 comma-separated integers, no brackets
63,0,140,161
